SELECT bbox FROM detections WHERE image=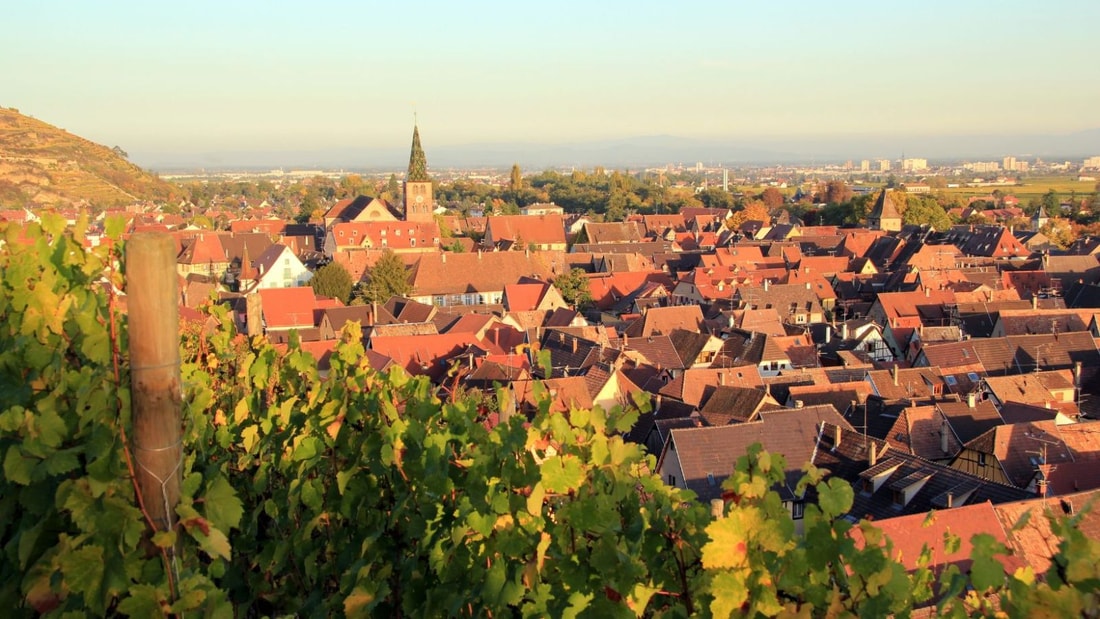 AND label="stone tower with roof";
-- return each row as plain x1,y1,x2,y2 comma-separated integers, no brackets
404,124,434,222
1032,202,1049,232
867,189,903,232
